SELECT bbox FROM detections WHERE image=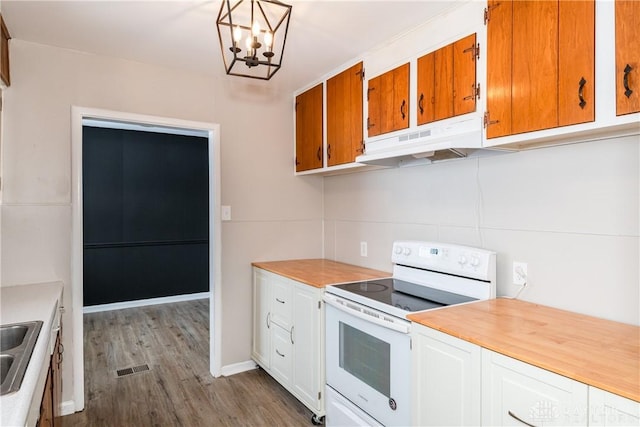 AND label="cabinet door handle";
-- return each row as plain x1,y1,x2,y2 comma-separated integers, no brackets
578,77,587,109
624,64,633,98
290,326,295,344
418,93,424,115
276,298,285,304
266,312,271,329
508,411,537,427
463,84,475,101
276,349,285,358
317,146,322,162
327,144,331,160
400,100,406,120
